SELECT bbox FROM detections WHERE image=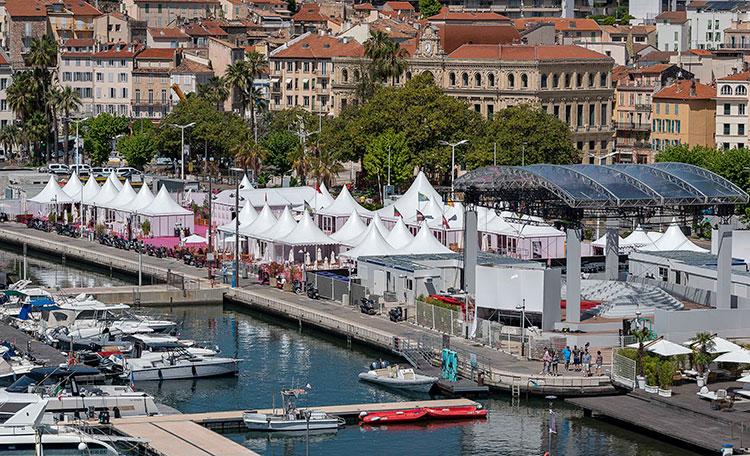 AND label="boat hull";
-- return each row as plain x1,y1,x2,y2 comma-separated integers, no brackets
243,413,341,432
360,408,427,424
358,372,436,392
129,359,239,381
425,405,487,419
